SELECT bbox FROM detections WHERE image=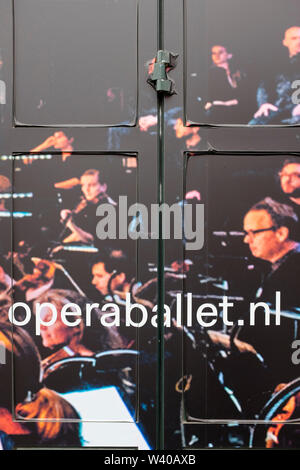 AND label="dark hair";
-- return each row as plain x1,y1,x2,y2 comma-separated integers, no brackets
280,157,300,172
248,197,298,240
91,248,136,281
81,168,100,181
0,321,41,408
